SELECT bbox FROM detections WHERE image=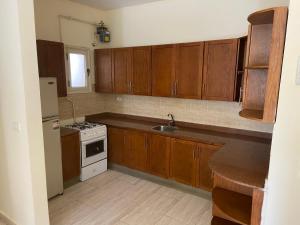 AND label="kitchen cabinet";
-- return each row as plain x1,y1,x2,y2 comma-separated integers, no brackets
175,42,204,99
197,143,221,191
113,48,132,94
123,130,148,172
170,138,198,186
131,46,152,95
148,134,171,178
60,129,80,182
108,127,125,165
151,44,176,97
36,40,67,97
240,7,288,123
95,49,113,93
202,39,239,101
